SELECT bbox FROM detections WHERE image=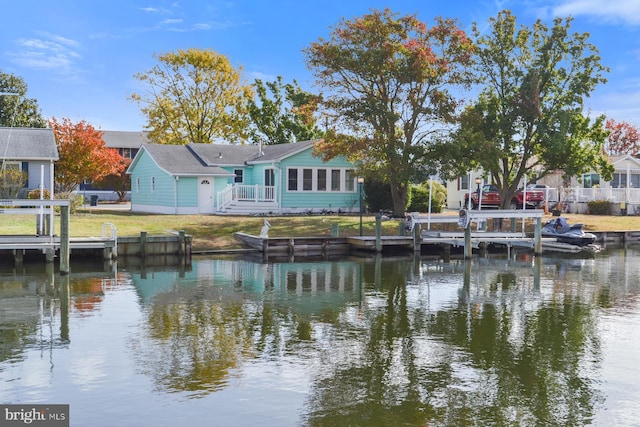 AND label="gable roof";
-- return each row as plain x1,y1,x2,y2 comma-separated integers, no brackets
102,130,149,149
0,127,58,161
128,140,323,176
128,144,233,177
610,154,640,168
